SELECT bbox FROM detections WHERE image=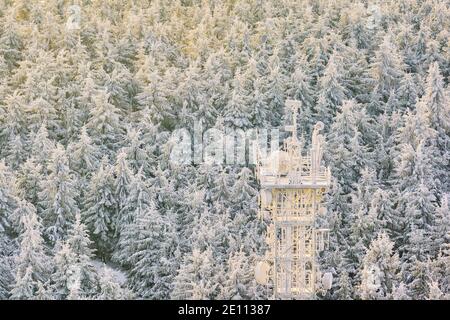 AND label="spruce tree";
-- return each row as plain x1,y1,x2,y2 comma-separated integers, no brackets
84,158,116,258
39,144,79,243
87,90,123,152
172,247,220,300
96,267,133,300
0,160,17,232
66,214,97,297
67,126,100,177
113,150,133,232
11,205,49,299
16,157,42,206
359,232,401,299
